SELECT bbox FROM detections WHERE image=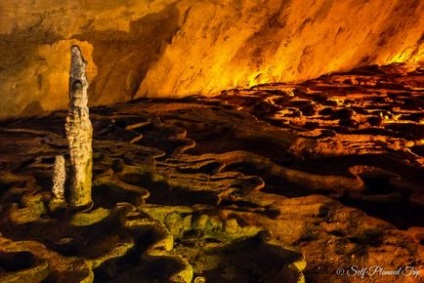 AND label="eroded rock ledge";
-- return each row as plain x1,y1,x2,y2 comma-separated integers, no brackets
0,65,423,282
